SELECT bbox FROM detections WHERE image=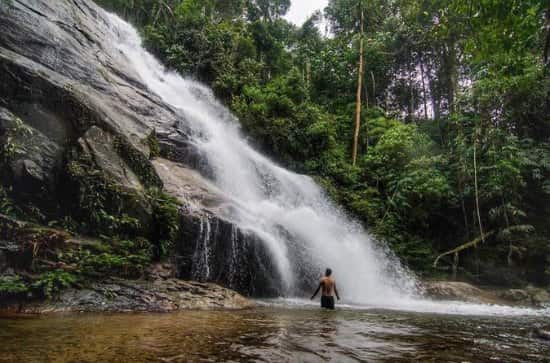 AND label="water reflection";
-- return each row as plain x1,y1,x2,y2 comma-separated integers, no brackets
0,307,549,362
